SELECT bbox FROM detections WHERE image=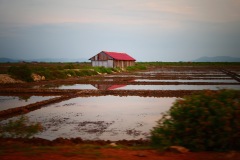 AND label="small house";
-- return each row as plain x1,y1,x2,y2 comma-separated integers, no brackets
89,51,136,68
